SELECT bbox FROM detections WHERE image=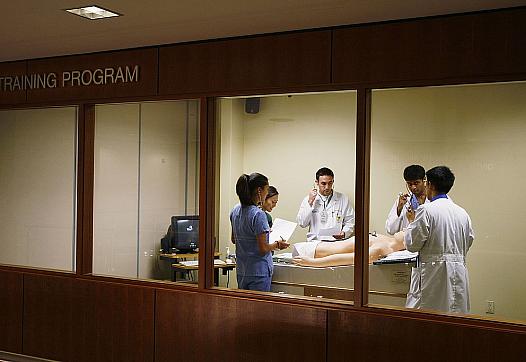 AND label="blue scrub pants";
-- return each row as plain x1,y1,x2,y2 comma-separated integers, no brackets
237,274,272,292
